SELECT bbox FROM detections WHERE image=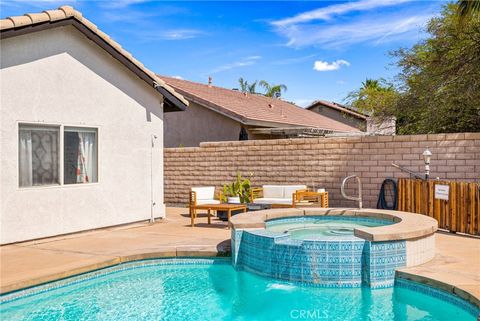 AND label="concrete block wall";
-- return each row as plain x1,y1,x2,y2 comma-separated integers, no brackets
164,133,480,208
